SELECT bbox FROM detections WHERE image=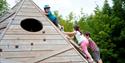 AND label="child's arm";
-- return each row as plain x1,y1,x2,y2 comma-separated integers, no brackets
64,32,75,37
45,11,51,15
44,12,48,15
